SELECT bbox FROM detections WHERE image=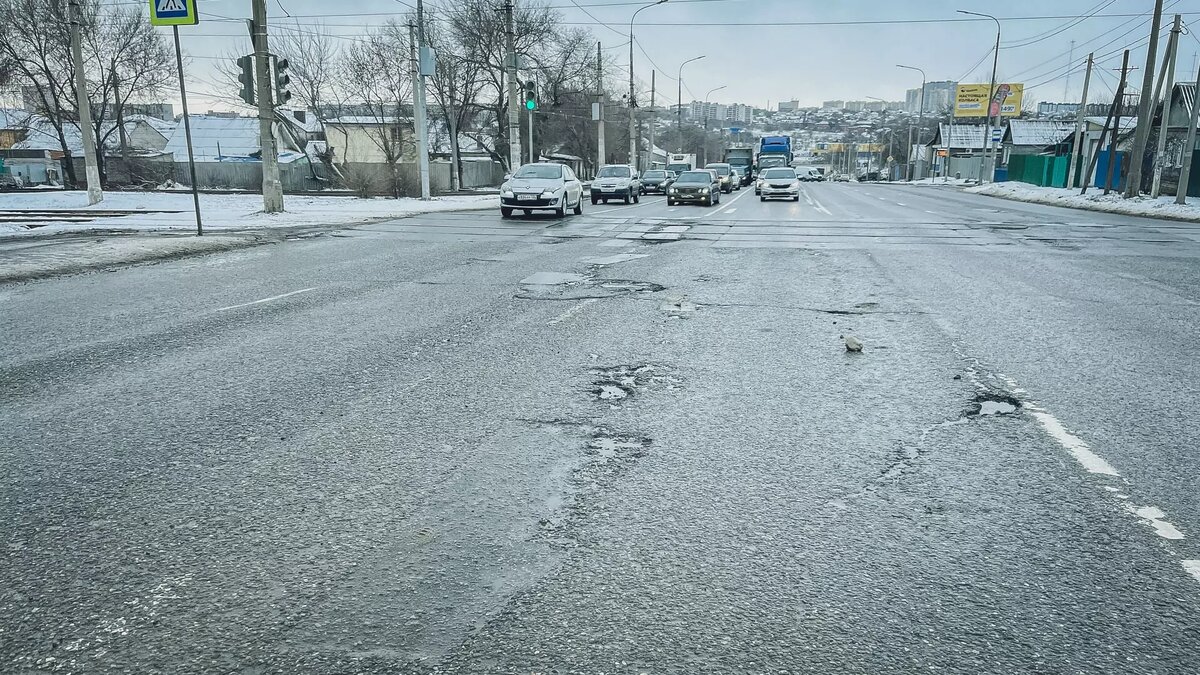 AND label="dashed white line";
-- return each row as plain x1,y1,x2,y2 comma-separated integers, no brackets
547,298,598,325
725,208,737,214
895,202,907,207
1026,410,1120,476
1184,560,1200,582
216,287,316,312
